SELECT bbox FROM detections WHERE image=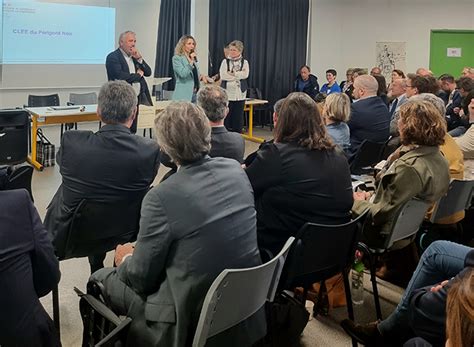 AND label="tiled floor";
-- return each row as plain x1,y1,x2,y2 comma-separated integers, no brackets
31,123,400,347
